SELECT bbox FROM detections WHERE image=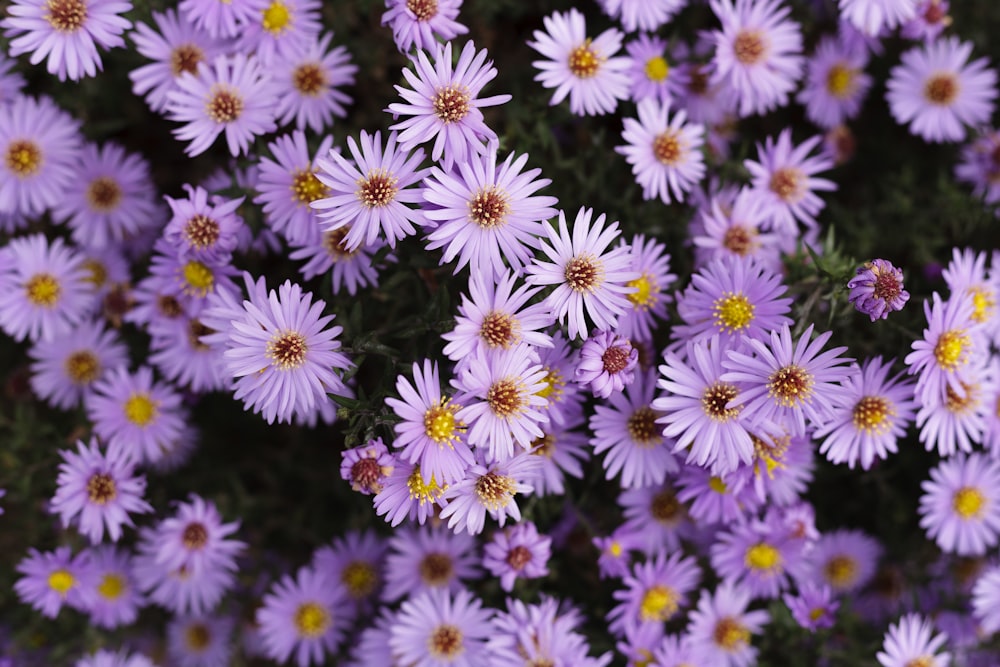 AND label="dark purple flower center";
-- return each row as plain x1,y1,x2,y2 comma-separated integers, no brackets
627,406,659,444
564,254,601,293
433,85,470,123
767,364,814,407
924,73,958,105
506,545,532,570
474,470,516,510
357,169,398,208
419,552,454,585
188,319,213,351
86,176,123,212
185,623,211,650
702,382,741,421
350,457,383,493
713,617,750,650
480,311,516,348
182,522,209,550
267,331,308,369
486,378,524,417
407,0,438,21
469,186,510,228
340,561,378,598
872,269,902,302
184,214,220,249
157,294,184,318
688,66,709,95
429,624,463,658
206,86,244,123
323,228,356,259
723,225,754,255
293,63,327,95
45,0,87,32
601,344,631,373
86,472,117,505
170,44,203,77
650,489,681,523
